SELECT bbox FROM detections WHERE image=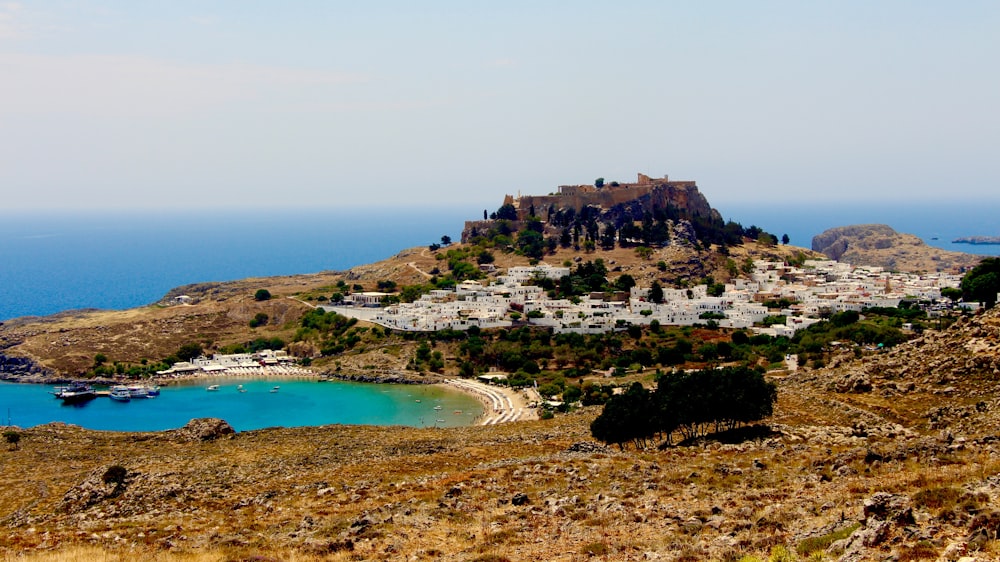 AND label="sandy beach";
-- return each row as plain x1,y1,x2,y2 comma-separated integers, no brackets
443,377,539,425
